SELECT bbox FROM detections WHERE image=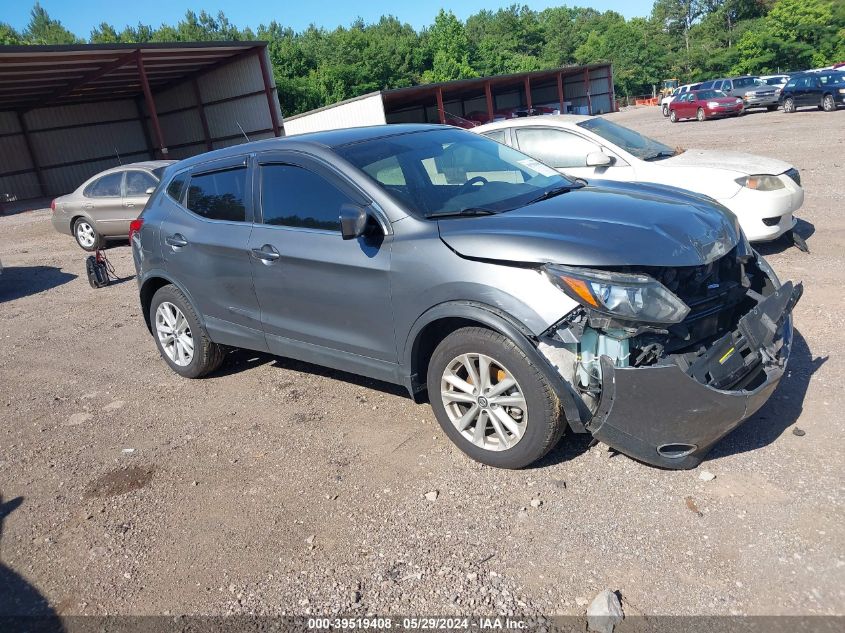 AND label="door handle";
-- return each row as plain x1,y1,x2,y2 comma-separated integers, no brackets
124,202,135,208
166,234,188,248
83,203,93,209
251,245,280,263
